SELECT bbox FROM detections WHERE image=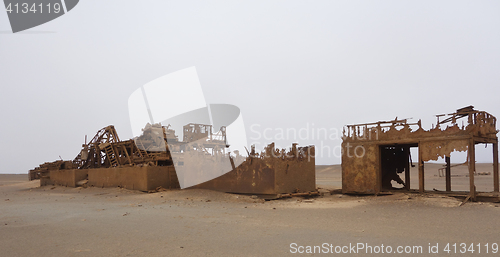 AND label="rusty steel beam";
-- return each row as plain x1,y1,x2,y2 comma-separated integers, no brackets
469,139,476,201
405,146,410,191
445,156,451,192
418,144,424,193
493,142,499,192
277,191,320,198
